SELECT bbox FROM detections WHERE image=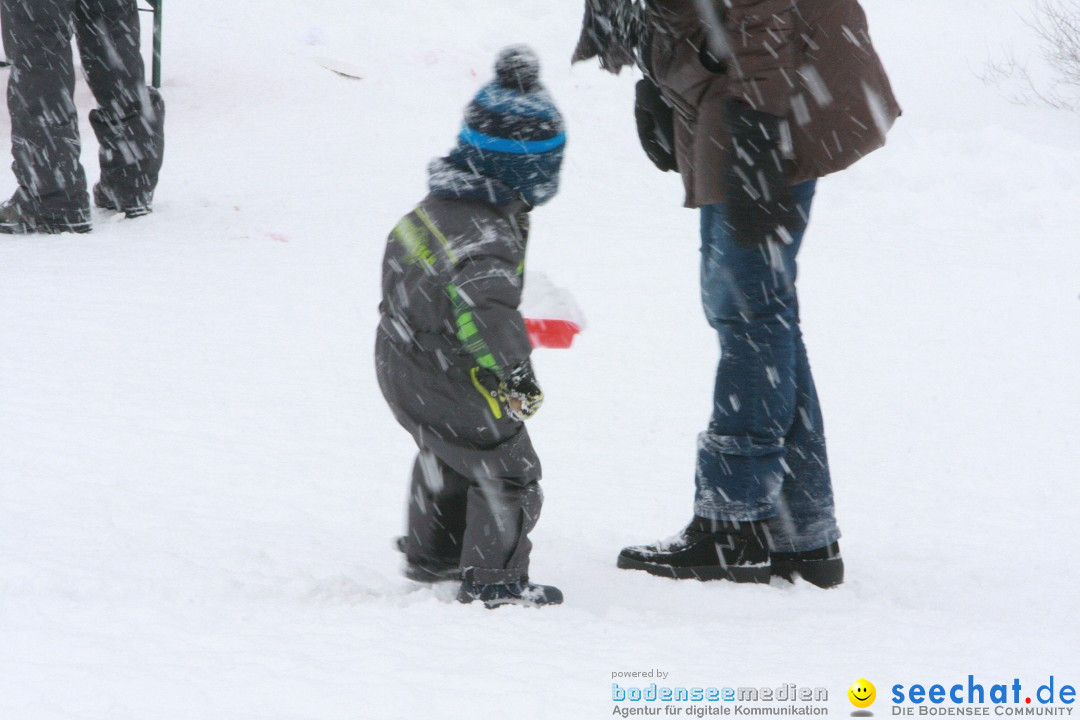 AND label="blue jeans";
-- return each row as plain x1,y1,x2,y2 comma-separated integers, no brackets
695,179,840,553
